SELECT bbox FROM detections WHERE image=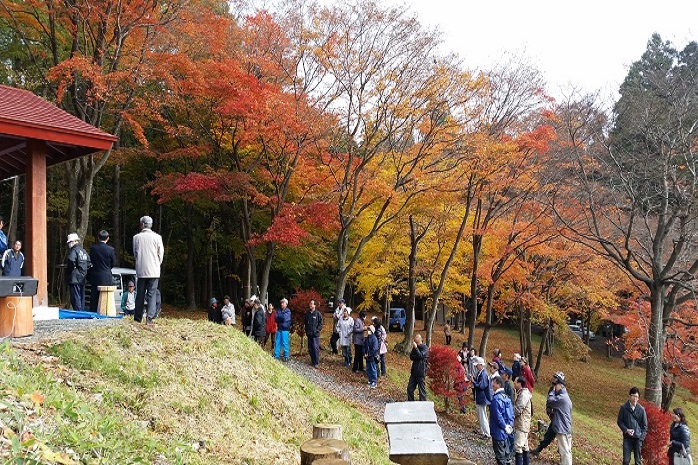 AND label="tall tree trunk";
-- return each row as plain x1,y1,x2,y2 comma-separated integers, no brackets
259,242,275,305
468,234,483,352
112,164,121,265
645,287,666,406
534,320,551,378
478,284,496,356
66,155,105,240
397,217,420,354
185,205,196,309
335,225,350,300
